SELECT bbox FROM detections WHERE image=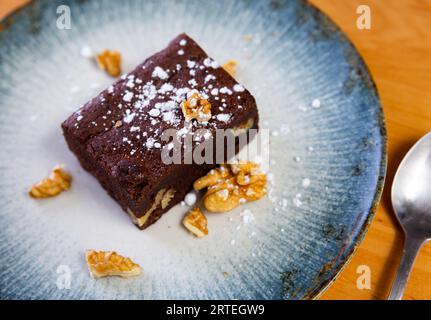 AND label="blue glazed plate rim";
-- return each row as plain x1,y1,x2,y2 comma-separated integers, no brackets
299,0,387,299
0,0,388,300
